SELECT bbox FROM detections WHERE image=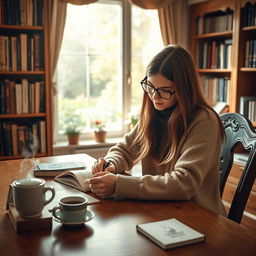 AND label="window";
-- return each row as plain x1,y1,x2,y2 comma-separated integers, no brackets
56,0,163,141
